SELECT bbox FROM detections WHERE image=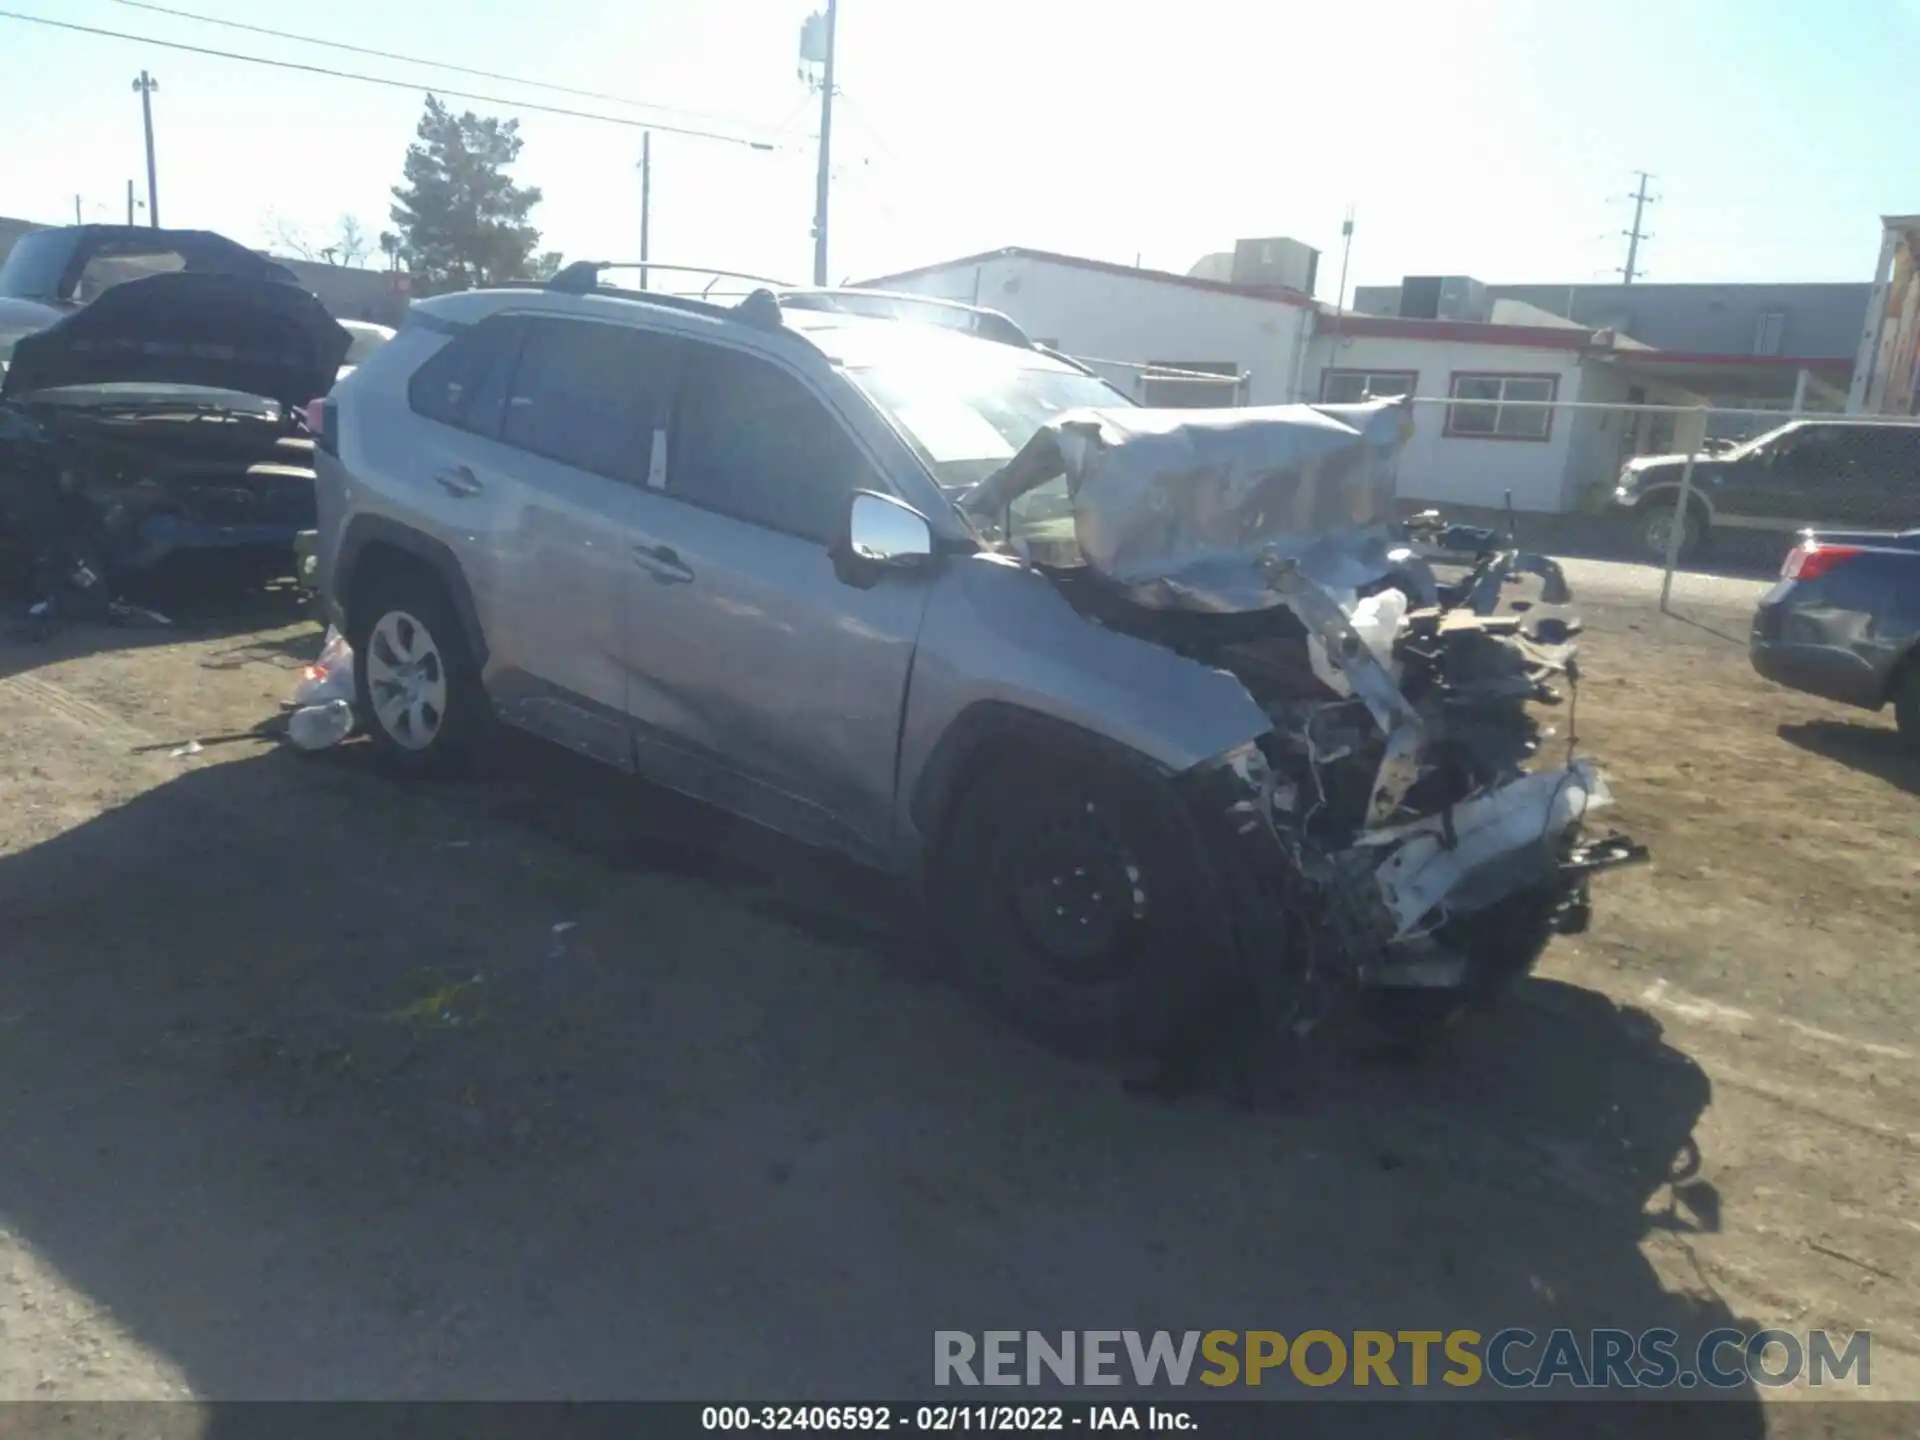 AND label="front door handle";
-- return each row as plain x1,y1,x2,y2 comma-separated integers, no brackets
632,543,694,584
433,465,483,498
